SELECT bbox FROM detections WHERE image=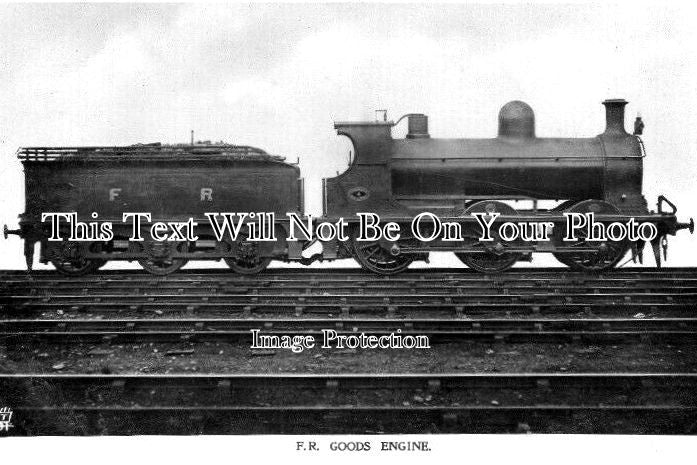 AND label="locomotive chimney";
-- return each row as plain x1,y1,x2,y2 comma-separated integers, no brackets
602,99,628,136
406,114,430,139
